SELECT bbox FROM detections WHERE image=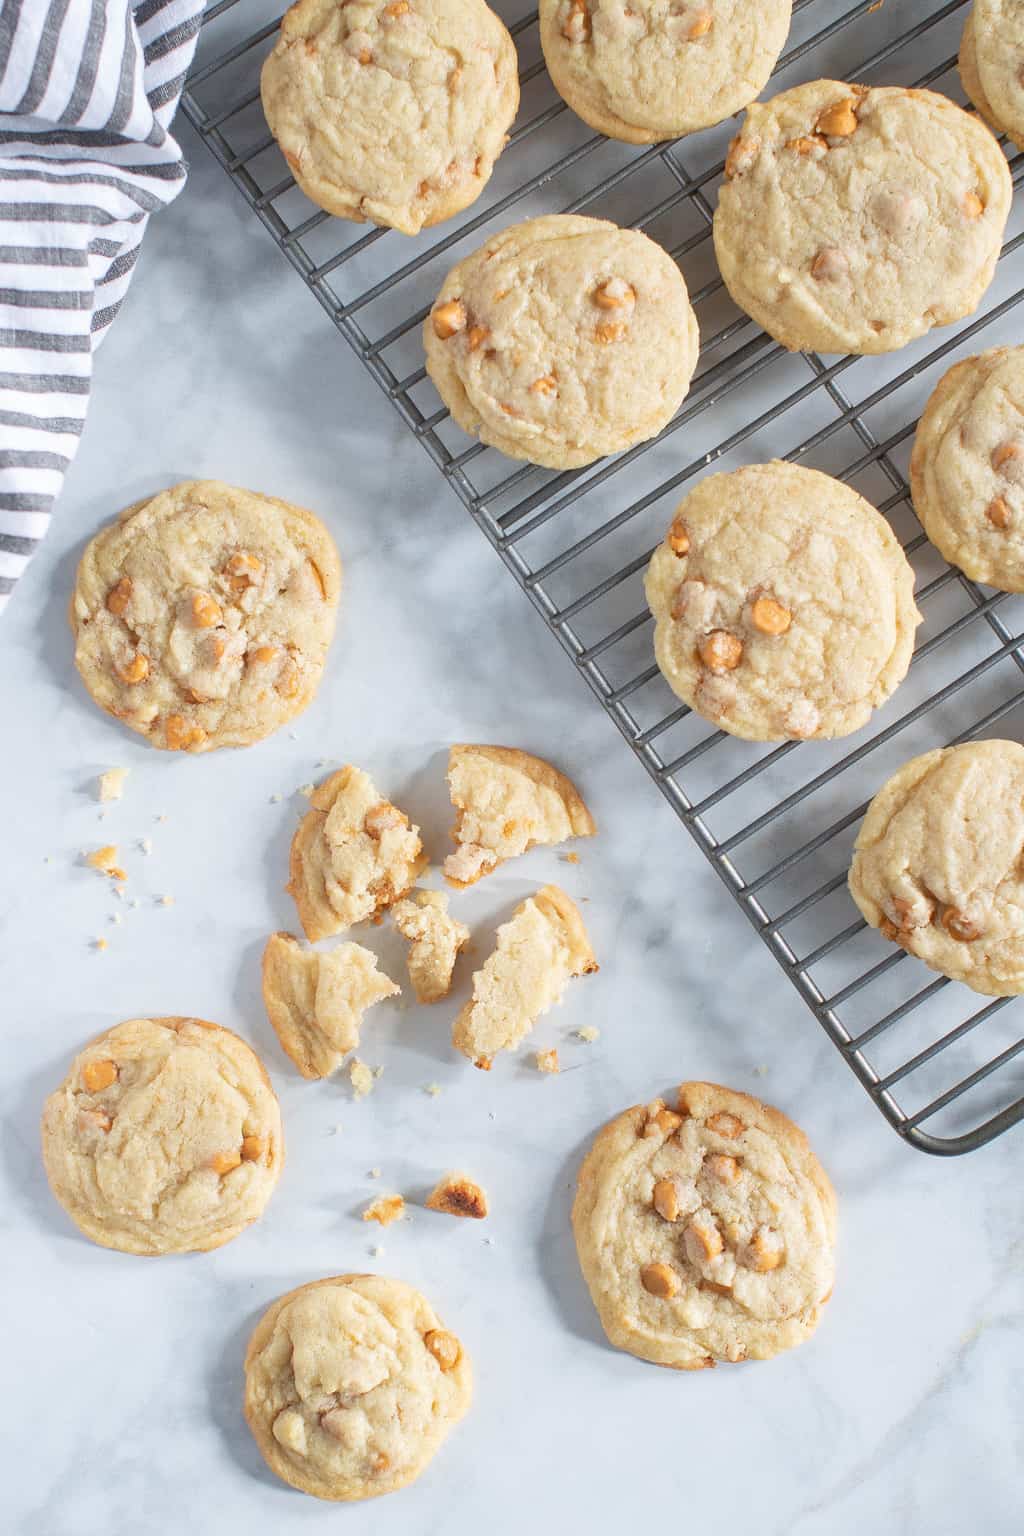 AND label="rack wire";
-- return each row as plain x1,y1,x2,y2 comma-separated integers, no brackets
182,0,1024,1153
